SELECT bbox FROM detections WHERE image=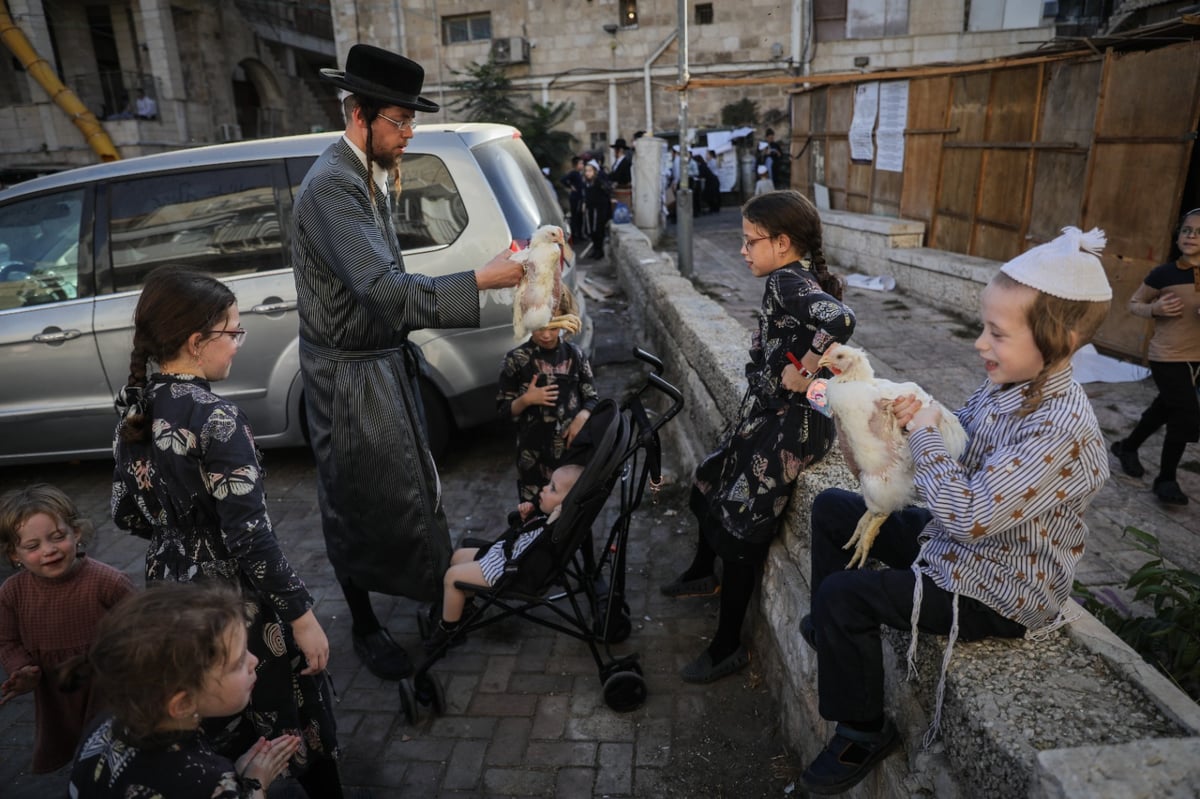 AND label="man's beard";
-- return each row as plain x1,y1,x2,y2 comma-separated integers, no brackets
371,148,398,171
